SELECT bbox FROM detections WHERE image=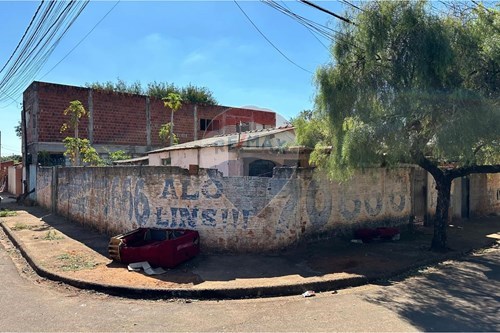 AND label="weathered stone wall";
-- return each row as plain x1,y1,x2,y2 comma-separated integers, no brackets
36,166,413,252
470,173,500,217
427,173,500,220
37,167,53,210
